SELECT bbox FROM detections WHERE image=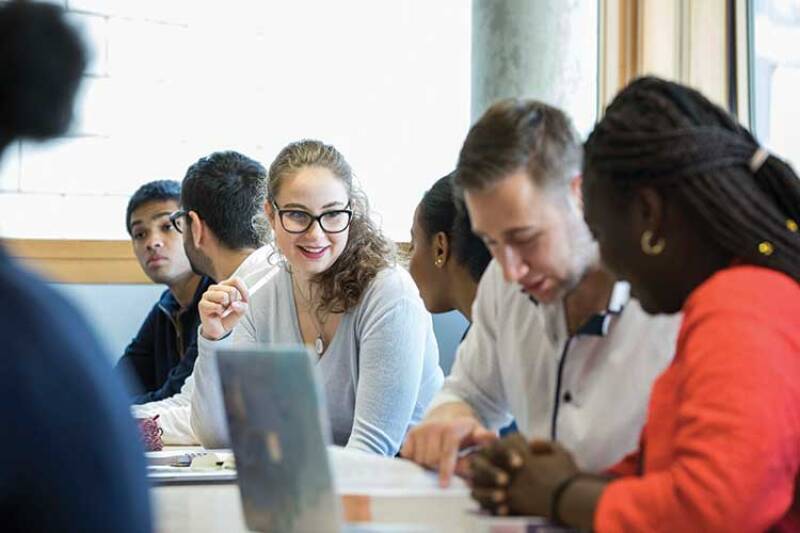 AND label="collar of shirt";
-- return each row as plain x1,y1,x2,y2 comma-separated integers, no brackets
537,280,631,340
574,281,630,337
158,275,212,318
